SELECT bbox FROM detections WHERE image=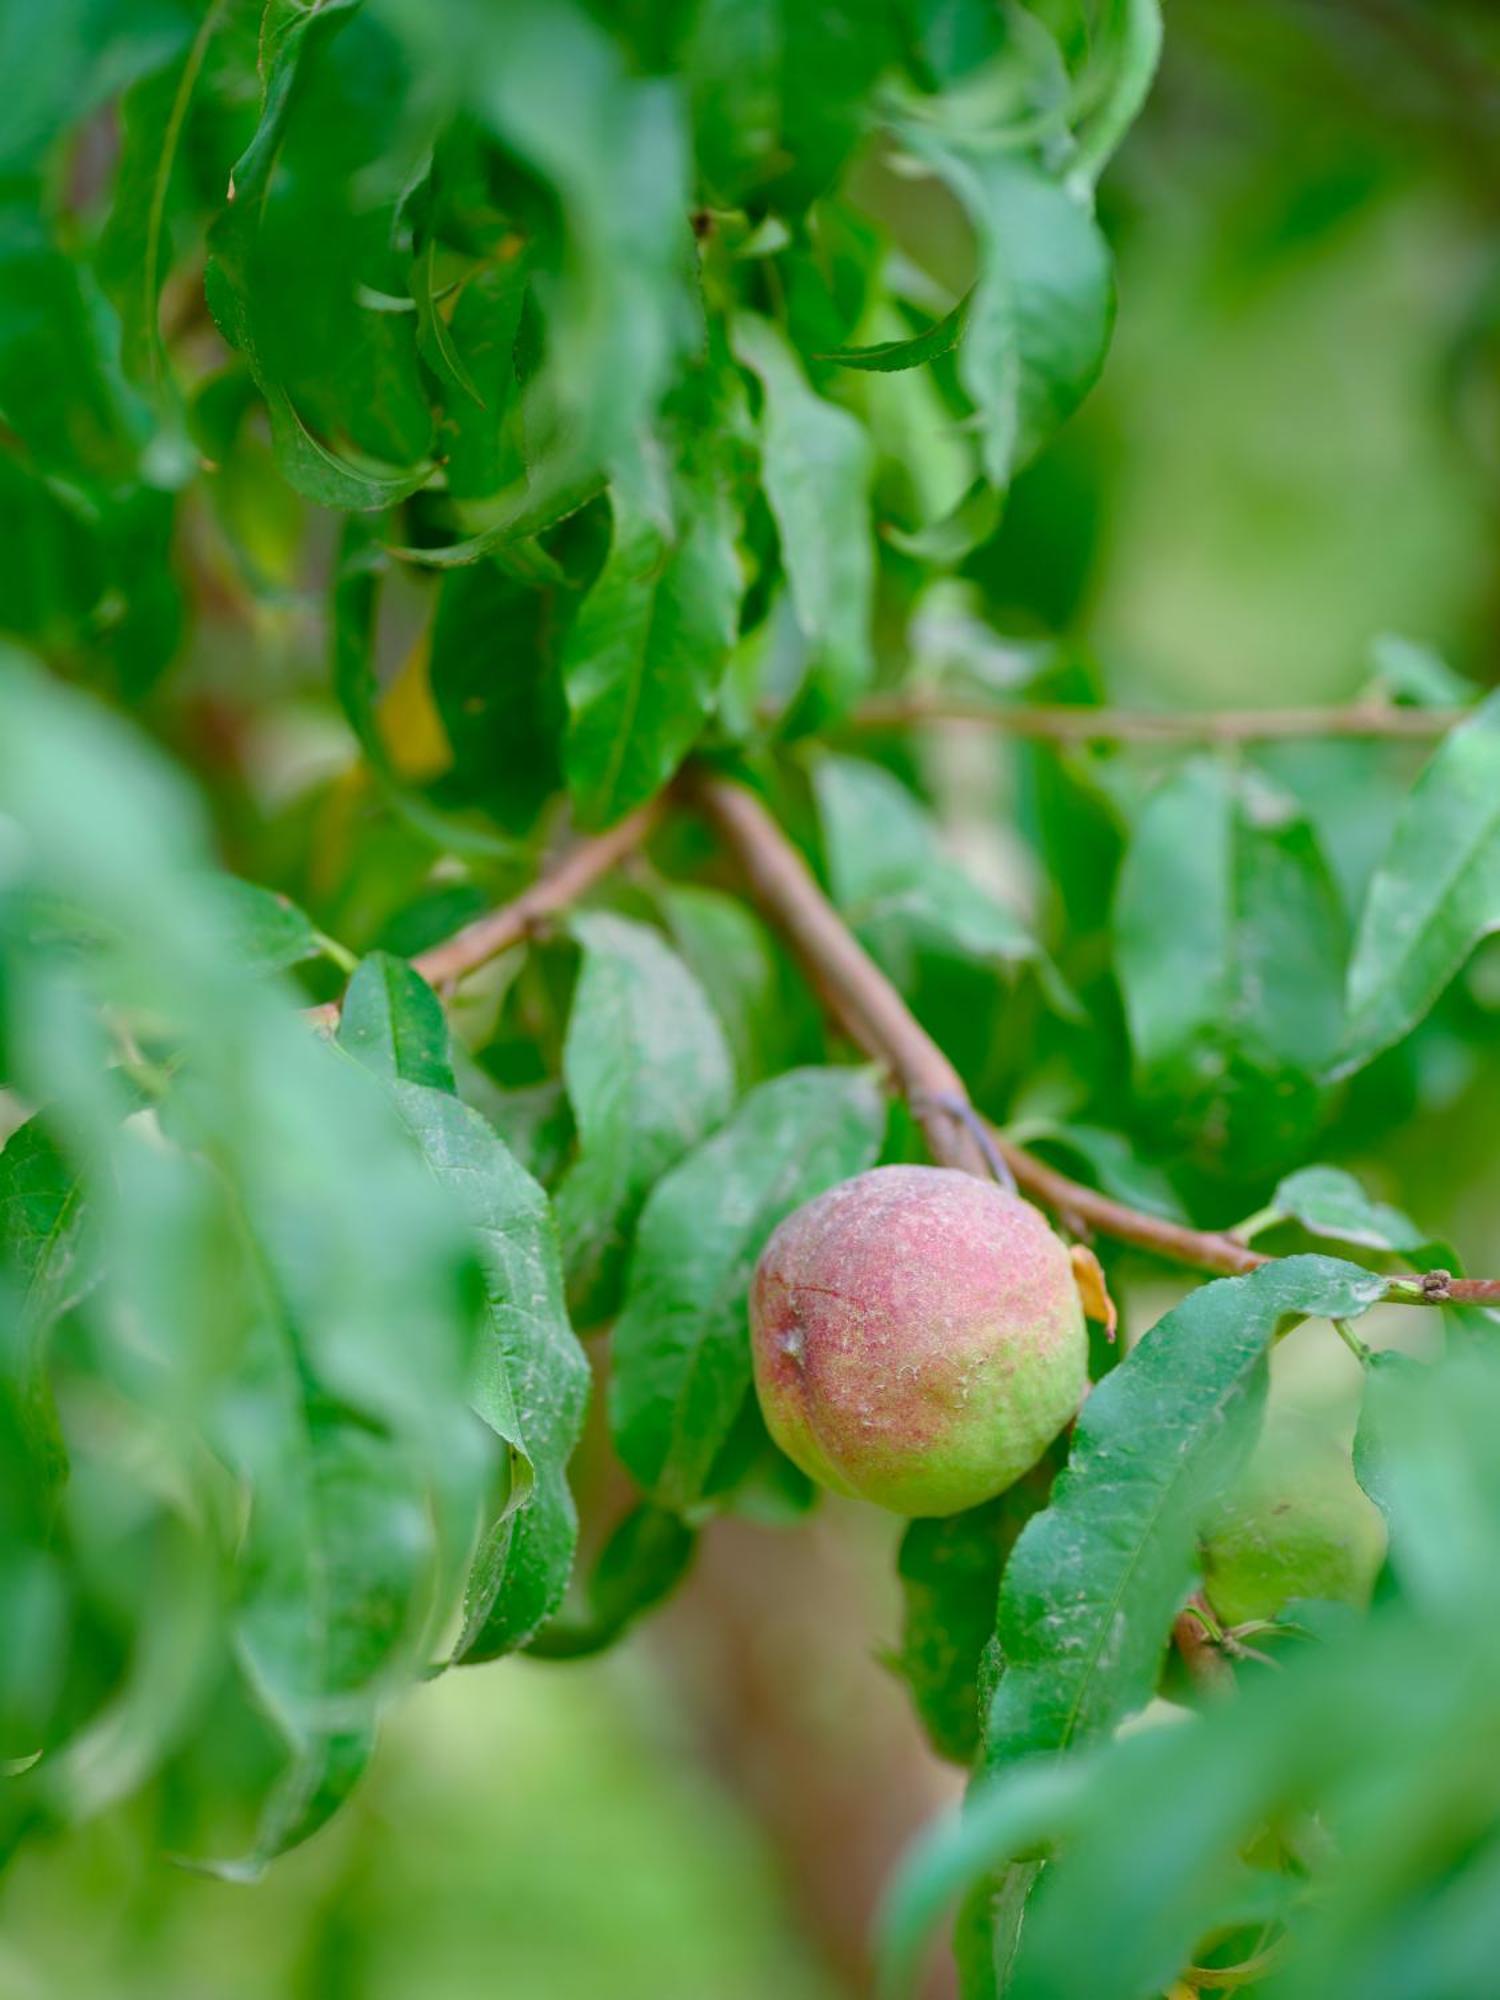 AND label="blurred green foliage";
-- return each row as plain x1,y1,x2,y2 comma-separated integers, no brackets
5,0,1500,1995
